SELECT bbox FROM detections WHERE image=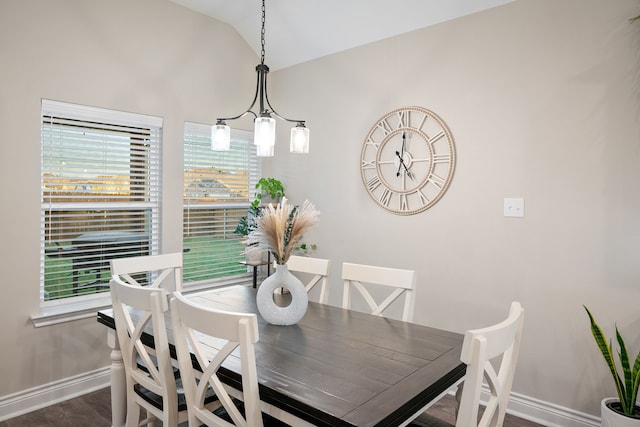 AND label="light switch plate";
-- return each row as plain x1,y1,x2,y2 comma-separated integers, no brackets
504,198,524,217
